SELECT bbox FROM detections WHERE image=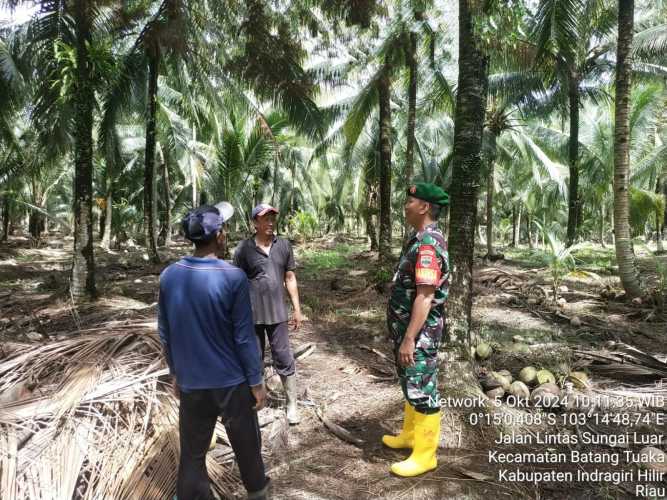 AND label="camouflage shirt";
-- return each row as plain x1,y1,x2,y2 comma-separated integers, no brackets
387,223,449,326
